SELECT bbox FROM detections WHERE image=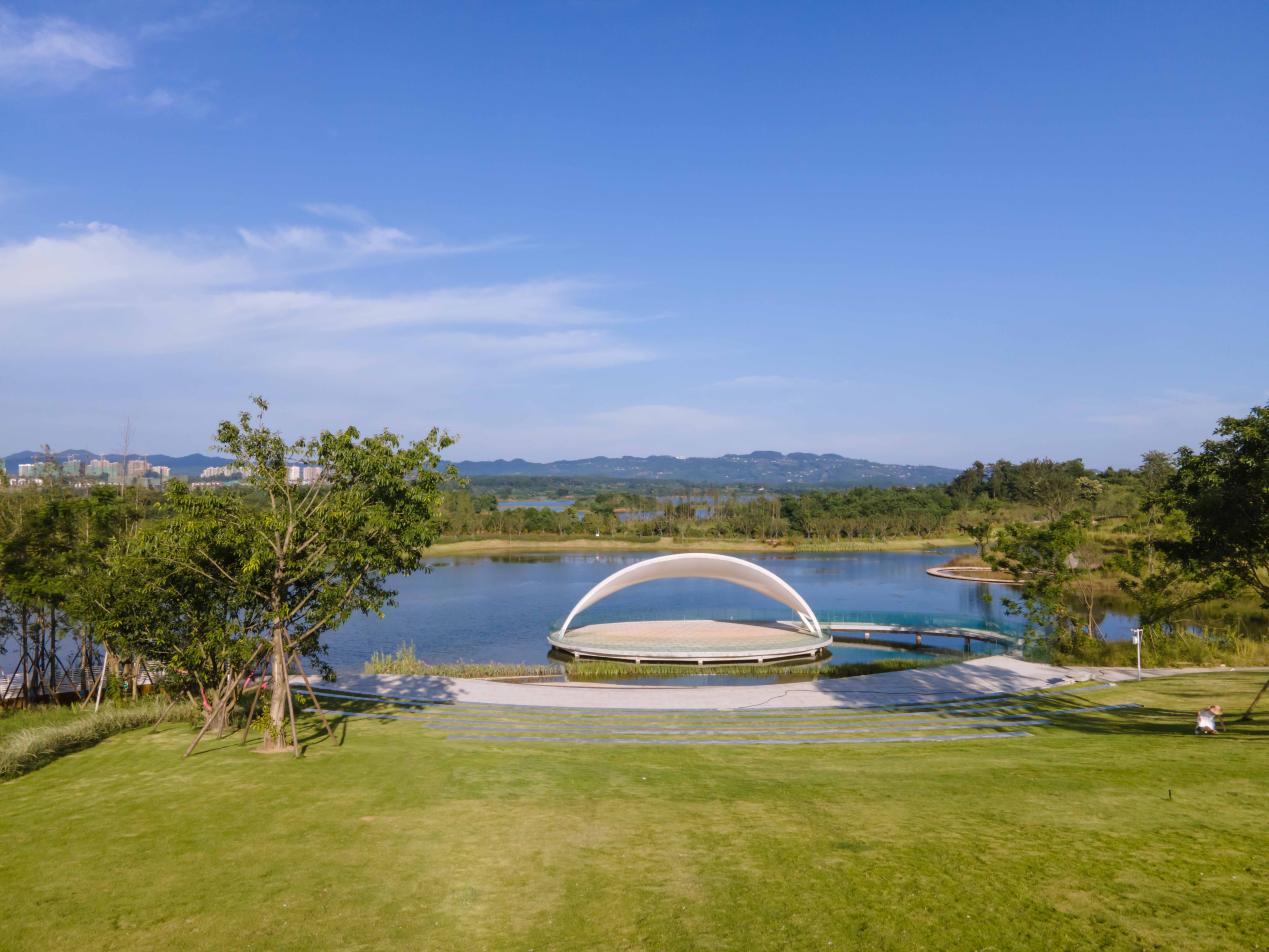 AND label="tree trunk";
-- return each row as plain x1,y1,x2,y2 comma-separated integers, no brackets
259,623,293,752
205,686,231,735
